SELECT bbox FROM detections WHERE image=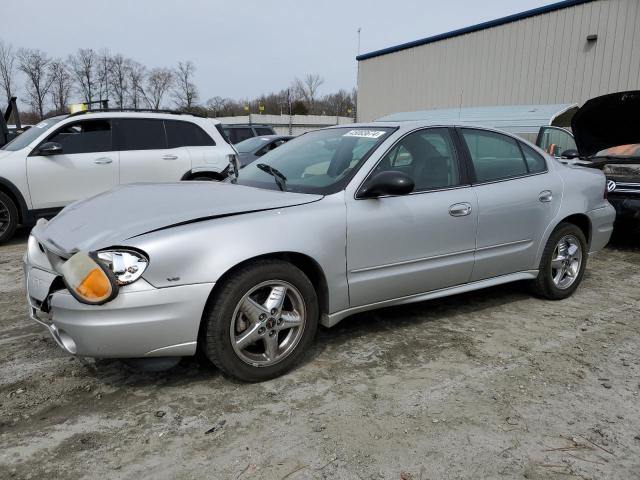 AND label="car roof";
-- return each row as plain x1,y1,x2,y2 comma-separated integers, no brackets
54,111,221,124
